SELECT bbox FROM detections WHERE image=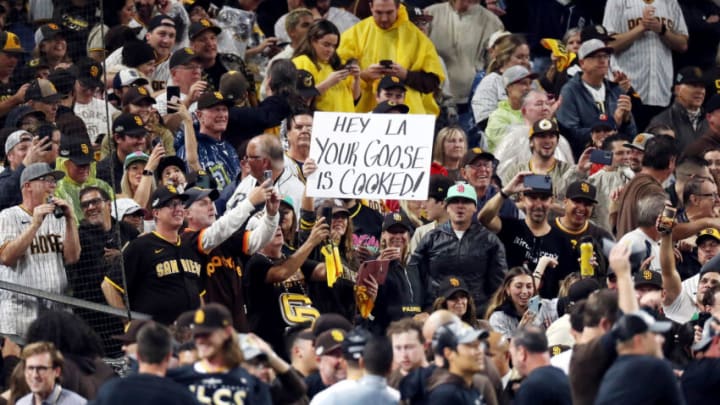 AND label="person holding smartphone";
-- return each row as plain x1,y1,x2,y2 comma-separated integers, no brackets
292,20,360,112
